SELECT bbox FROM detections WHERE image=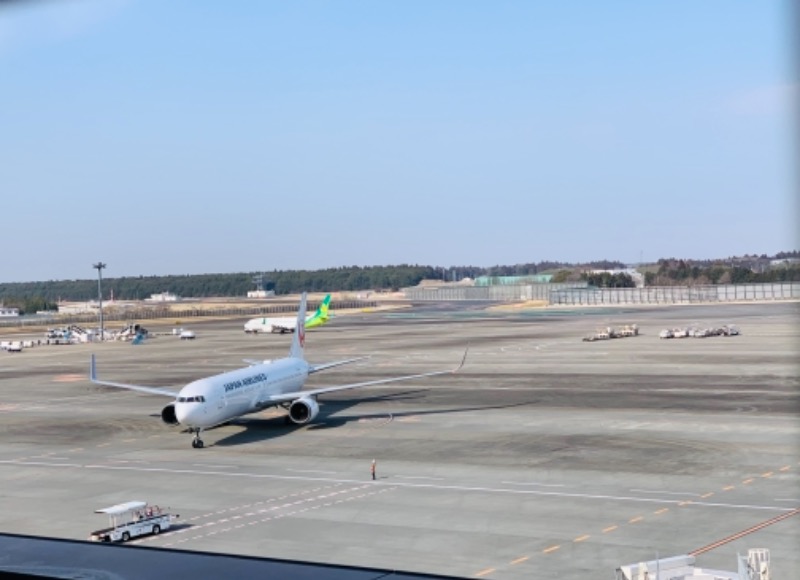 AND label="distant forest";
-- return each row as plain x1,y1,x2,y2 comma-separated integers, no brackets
0,260,622,312
643,257,800,286
0,265,432,312
0,253,797,313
